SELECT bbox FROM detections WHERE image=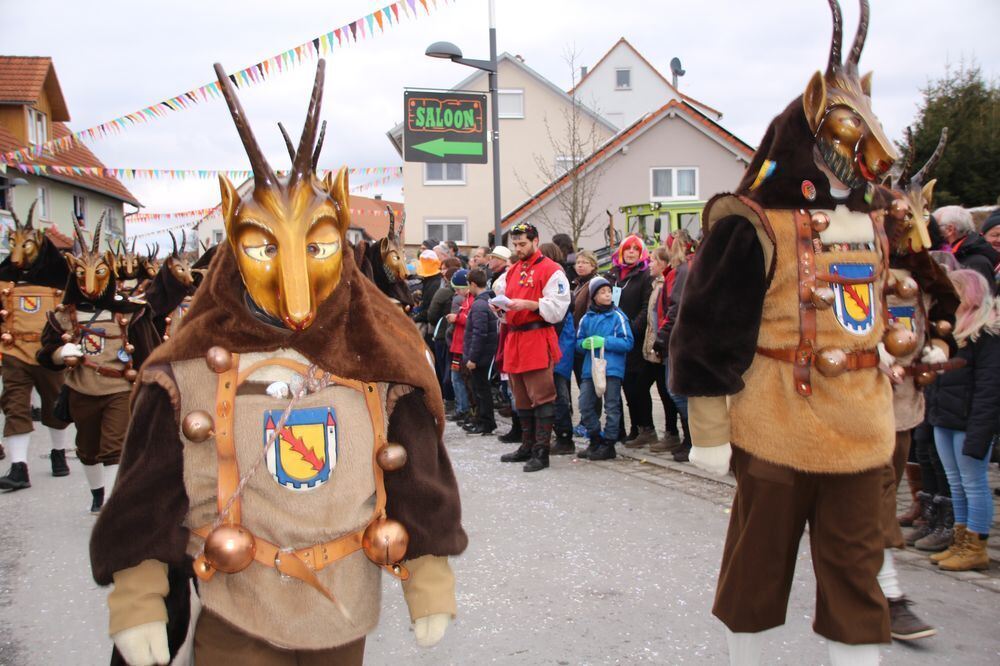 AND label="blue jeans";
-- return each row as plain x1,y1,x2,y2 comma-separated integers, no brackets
554,373,573,437
451,367,470,415
579,376,623,441
663,357,688,418
934,427,994,534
